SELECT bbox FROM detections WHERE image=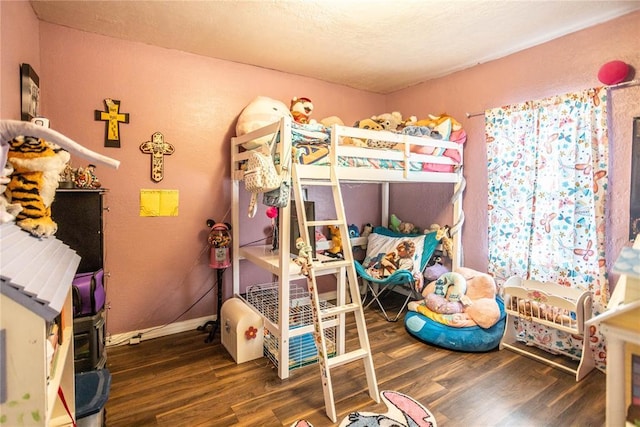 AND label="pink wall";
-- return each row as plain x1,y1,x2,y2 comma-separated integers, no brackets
1,5,638,335
0,0,40,119
388,11,640,281
32,22,385,335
